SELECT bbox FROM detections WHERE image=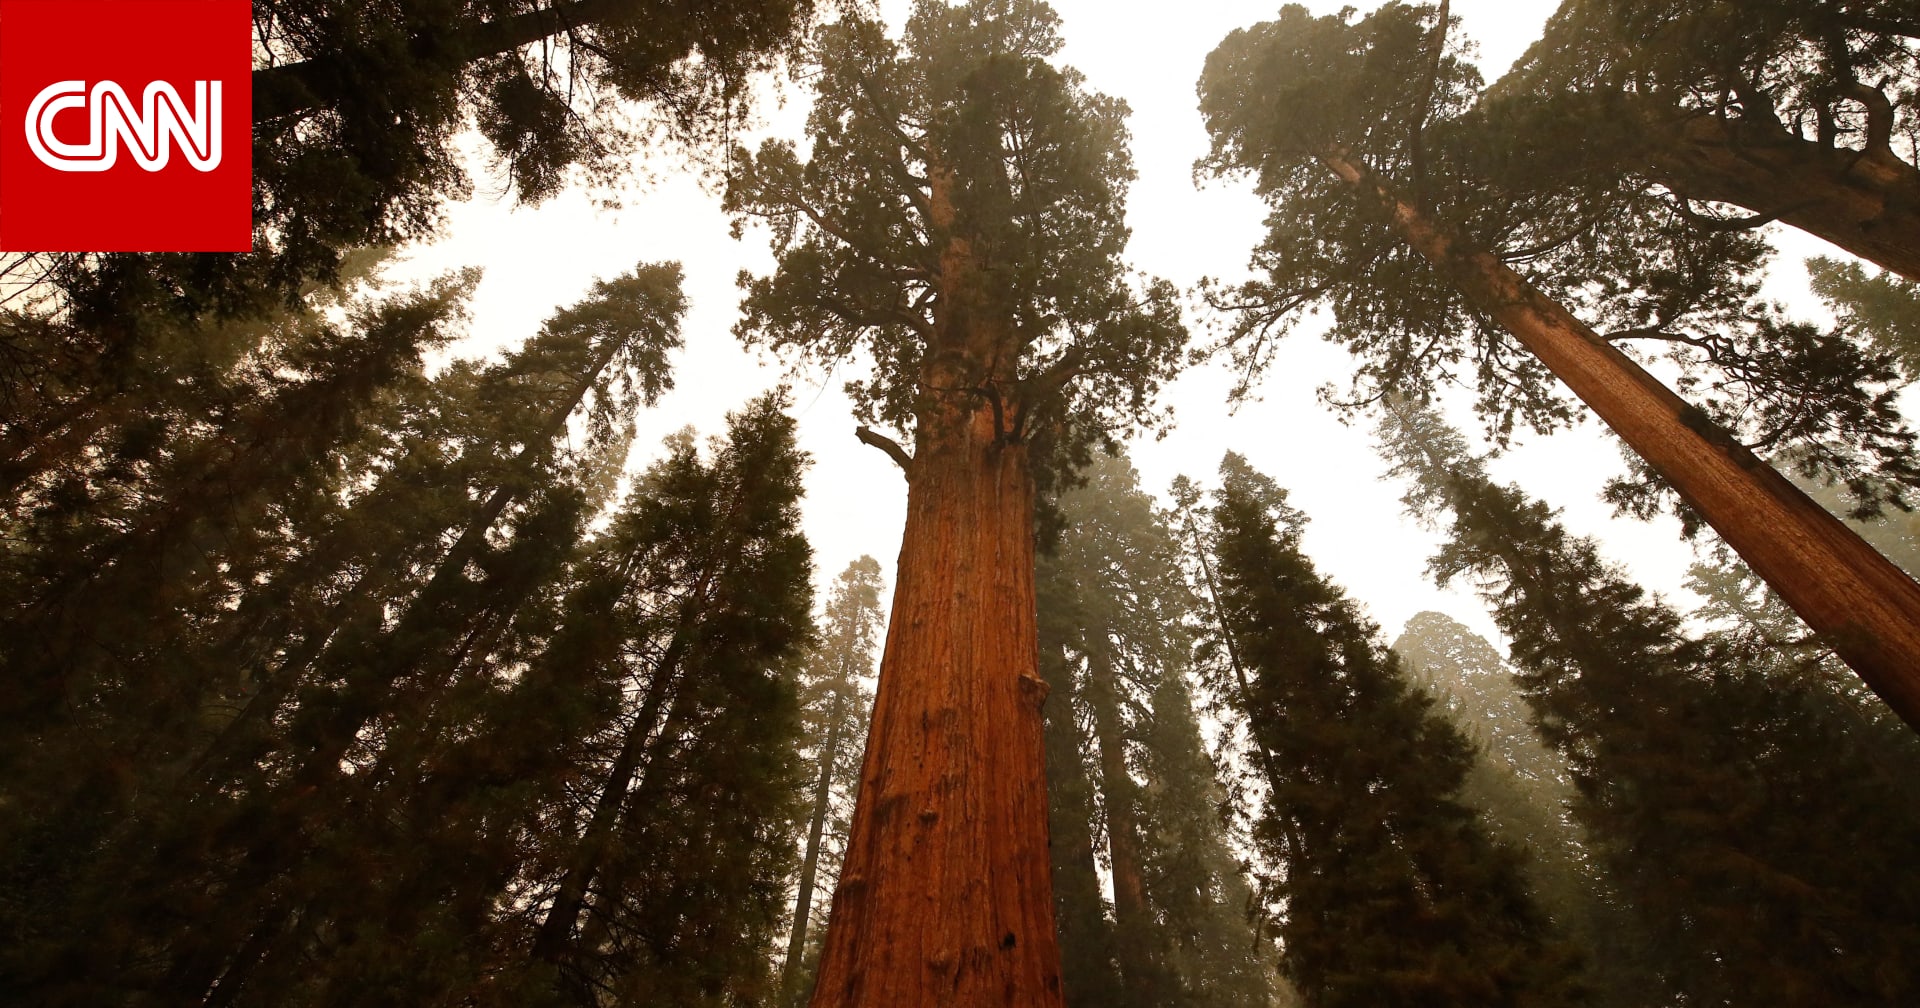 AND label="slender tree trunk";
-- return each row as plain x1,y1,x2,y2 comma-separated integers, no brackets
530,634,688,964
1321,149,1920,732
1038,642,1121,1008
1642,110,1920,282
284,354,612,789
806,394,1064,1006
1085,649,1149,940
784,684,849,996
